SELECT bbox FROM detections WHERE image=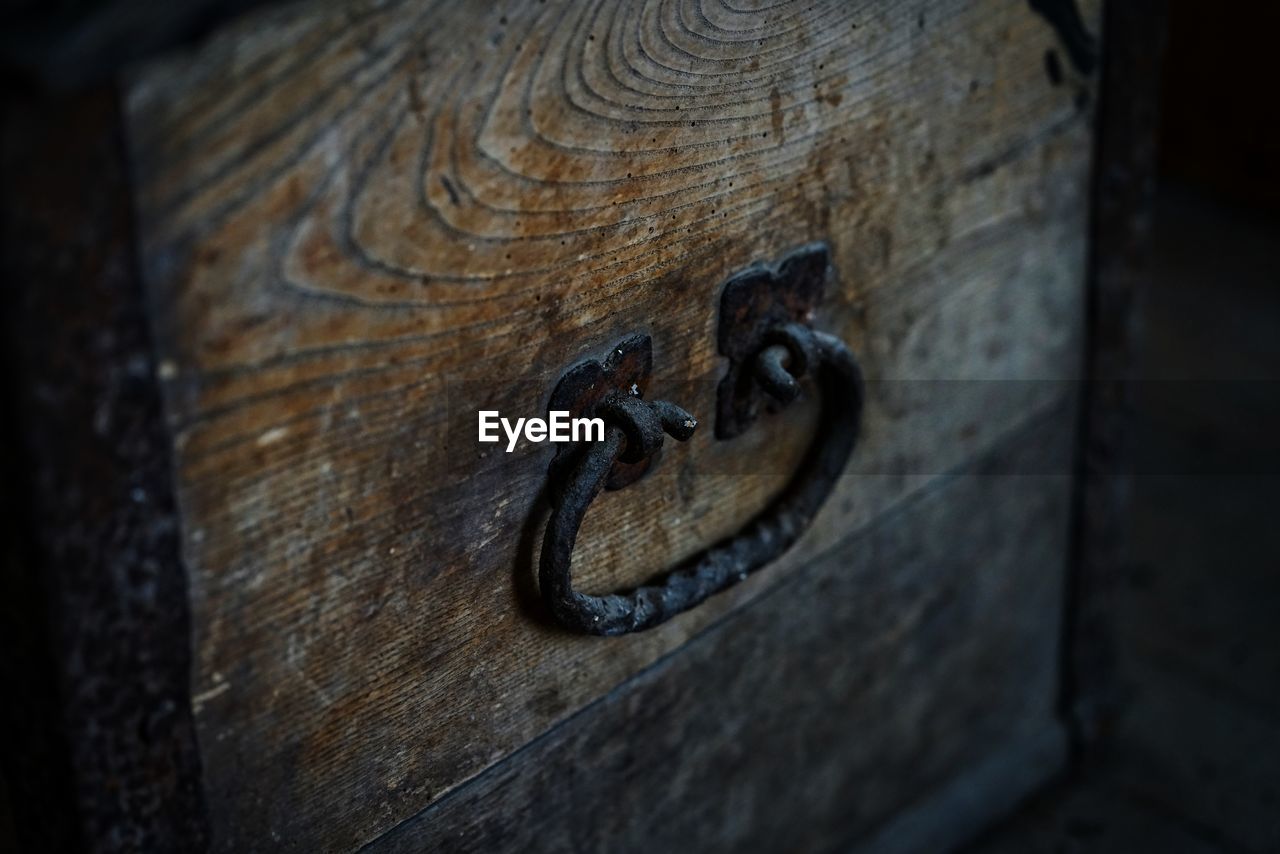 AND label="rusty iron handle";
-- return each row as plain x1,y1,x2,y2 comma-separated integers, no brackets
540,325,863,635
